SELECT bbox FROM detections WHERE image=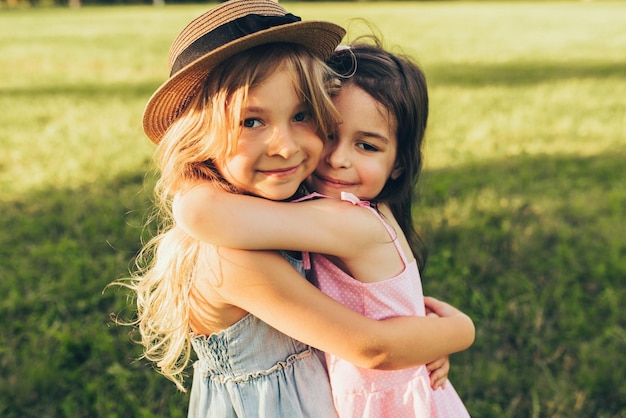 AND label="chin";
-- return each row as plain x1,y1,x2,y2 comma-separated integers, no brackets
261,188,300,201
